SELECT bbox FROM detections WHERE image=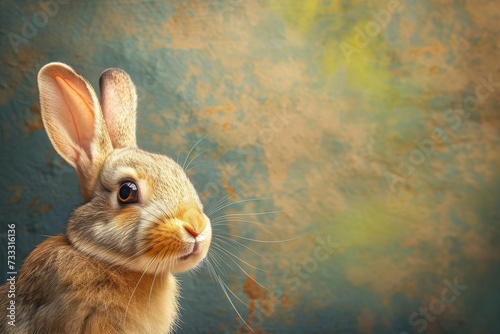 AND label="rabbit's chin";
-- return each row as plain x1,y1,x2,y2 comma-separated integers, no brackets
173,248,208,273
